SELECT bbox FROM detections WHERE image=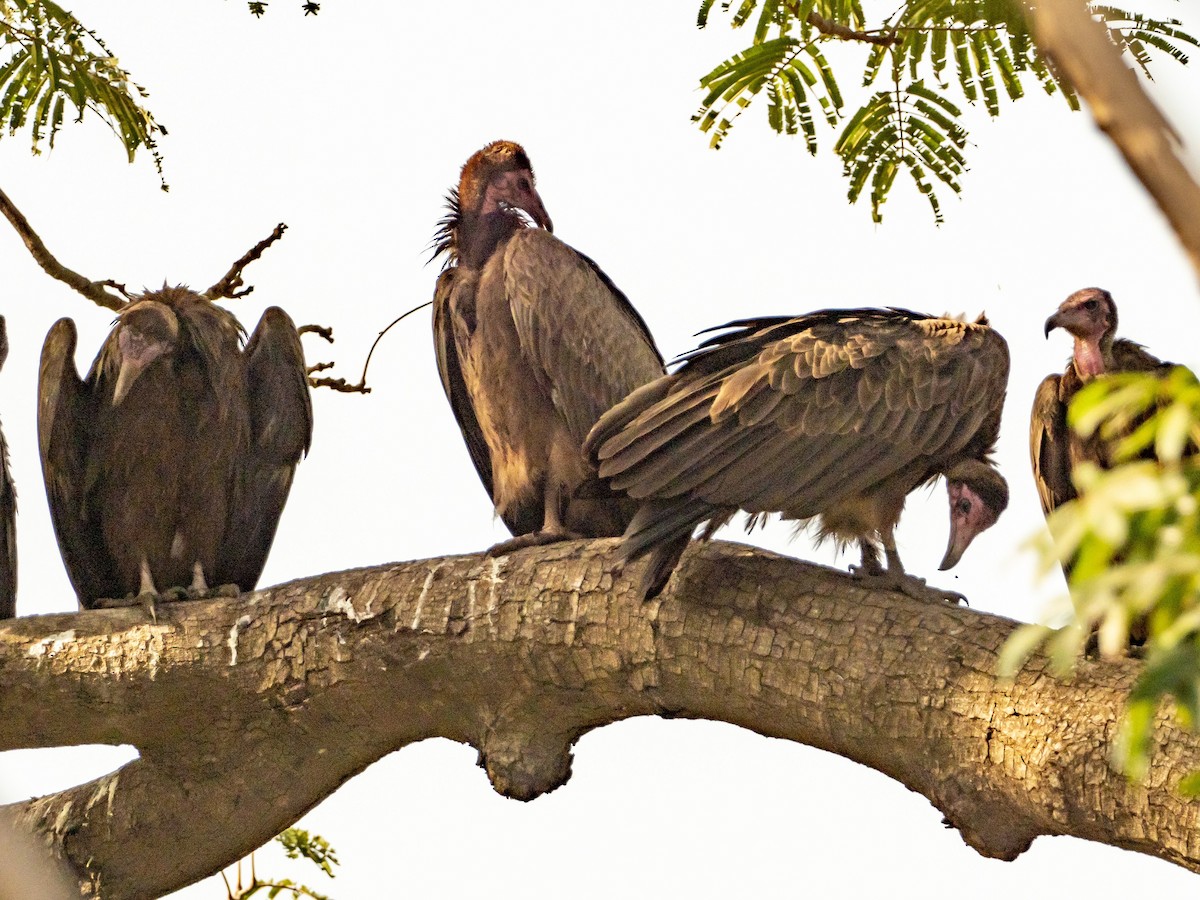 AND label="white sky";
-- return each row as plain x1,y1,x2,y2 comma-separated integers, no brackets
2,1,1200,896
